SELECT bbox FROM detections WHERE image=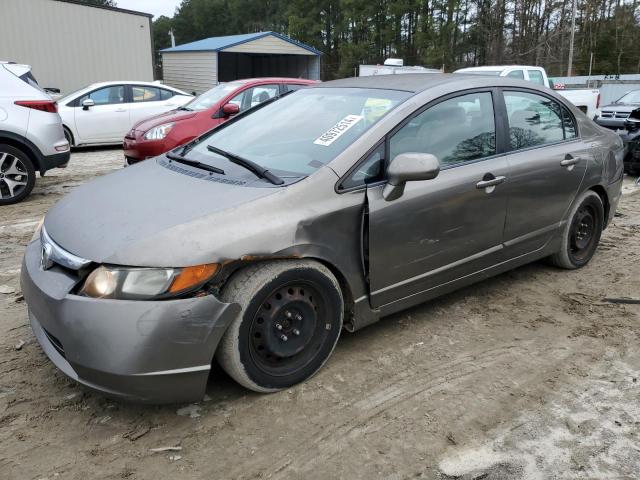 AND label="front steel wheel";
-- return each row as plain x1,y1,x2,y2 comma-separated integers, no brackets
0,144,36,205
216,260,343,392
550,190,604,269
